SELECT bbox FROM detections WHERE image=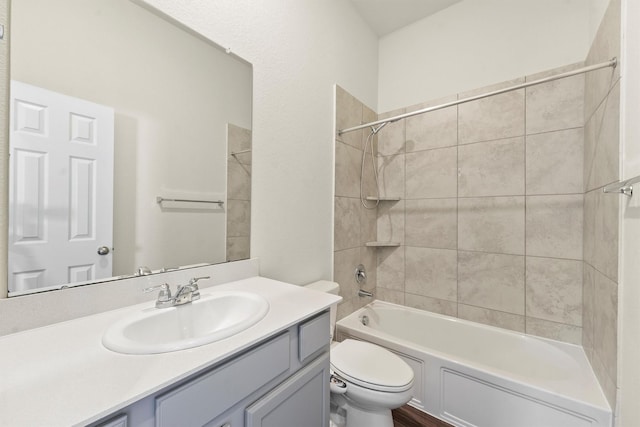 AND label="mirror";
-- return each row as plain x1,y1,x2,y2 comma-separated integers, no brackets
7,0,252,296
